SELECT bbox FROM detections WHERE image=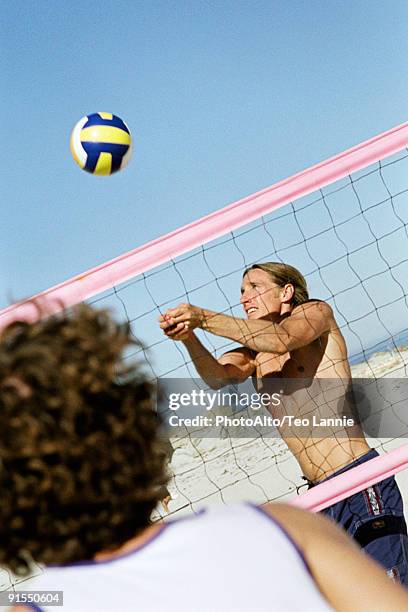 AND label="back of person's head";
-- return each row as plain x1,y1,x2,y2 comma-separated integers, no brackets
244,262,309,307
0,305,168,576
